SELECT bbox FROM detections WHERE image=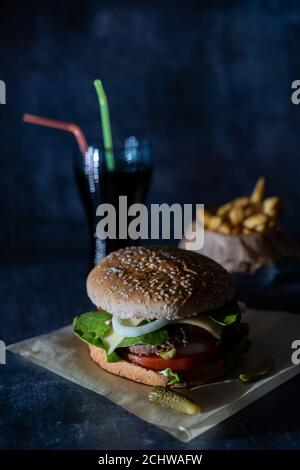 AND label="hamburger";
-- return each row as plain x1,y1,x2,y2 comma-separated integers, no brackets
73,246,250,388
